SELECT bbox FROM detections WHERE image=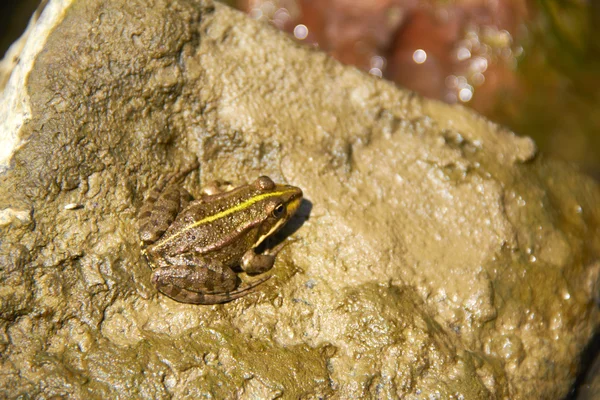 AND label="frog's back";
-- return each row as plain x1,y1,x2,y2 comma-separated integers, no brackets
155,189,268,259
